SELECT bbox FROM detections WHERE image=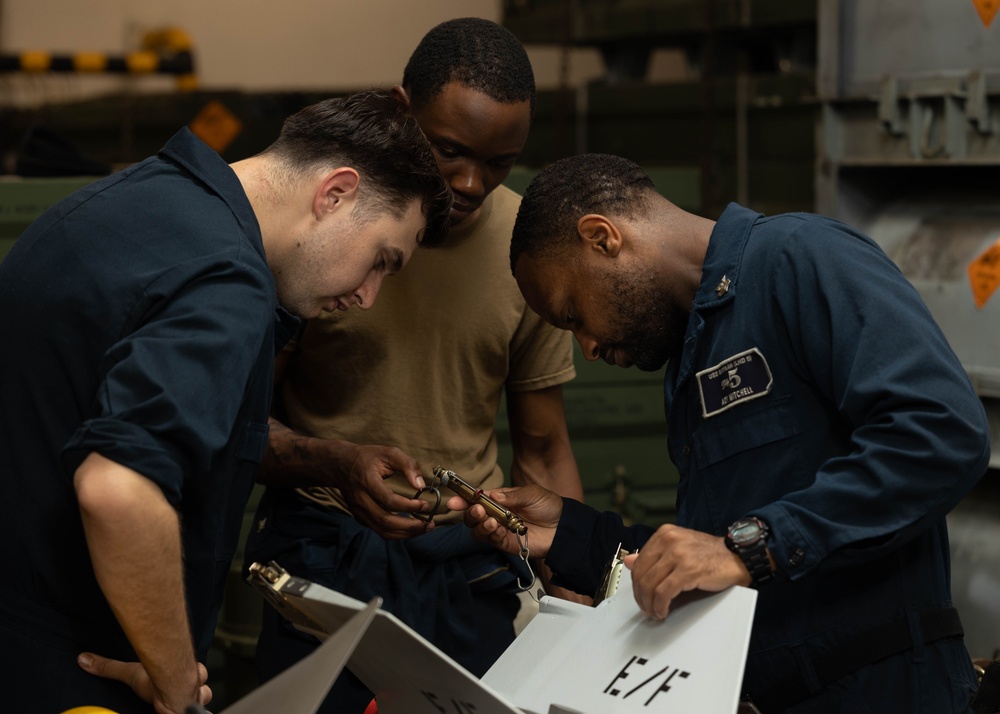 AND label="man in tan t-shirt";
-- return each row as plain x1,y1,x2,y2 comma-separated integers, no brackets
244,18,584,714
